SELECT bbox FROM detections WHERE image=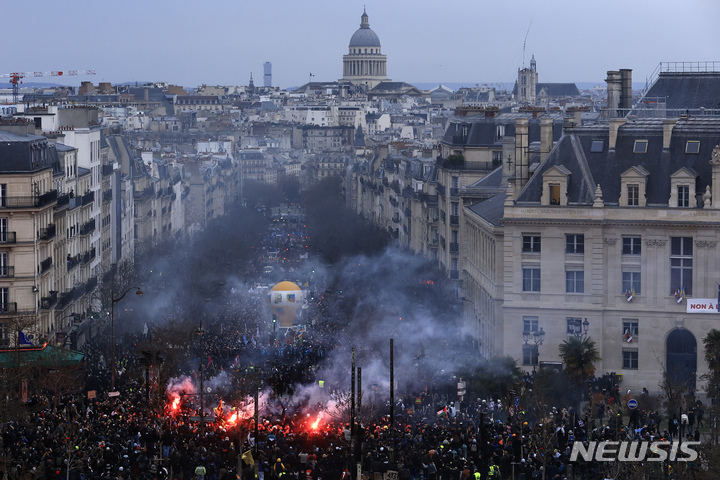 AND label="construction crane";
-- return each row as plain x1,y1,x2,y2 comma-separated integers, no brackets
1,69,96,103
